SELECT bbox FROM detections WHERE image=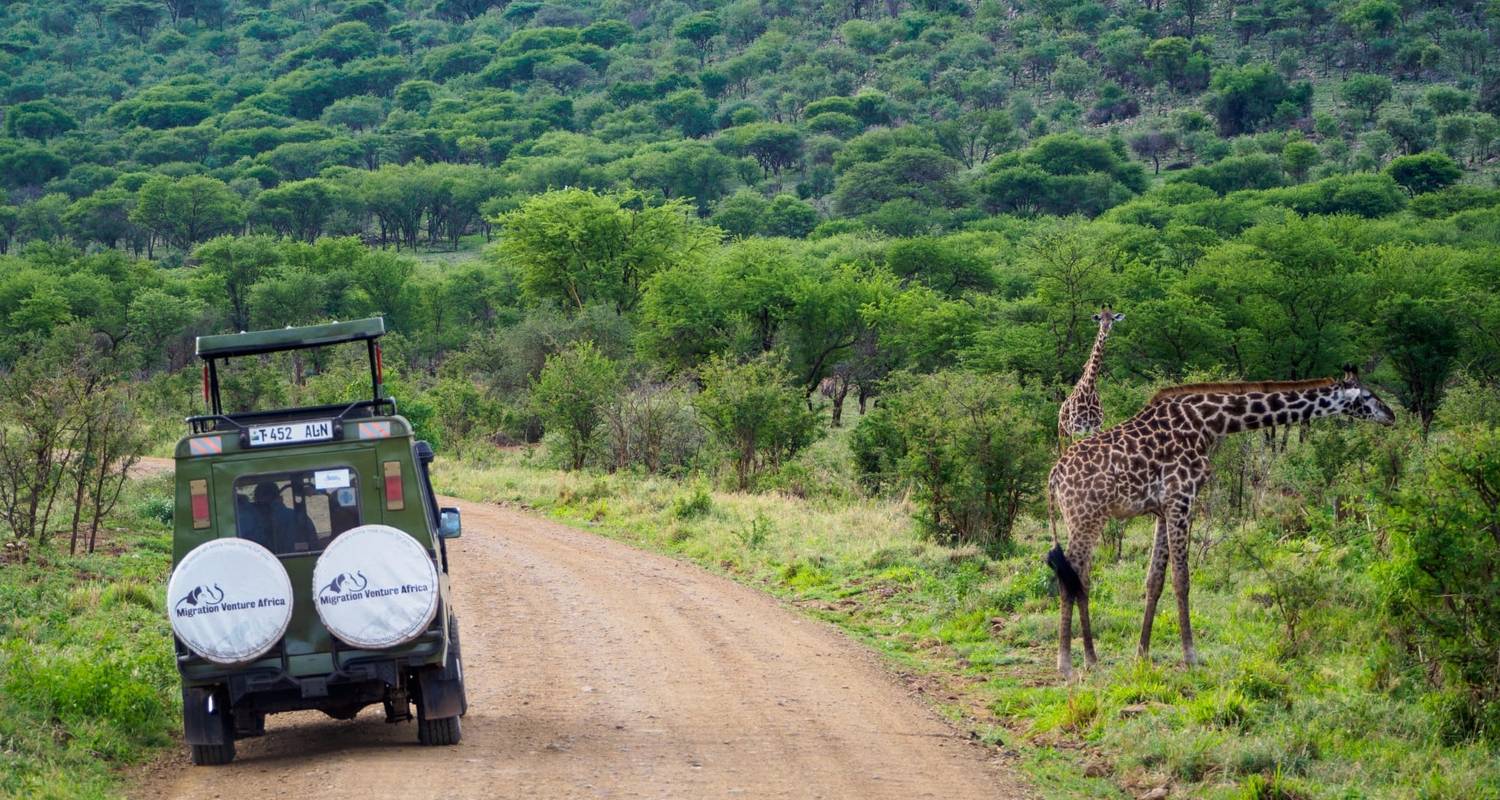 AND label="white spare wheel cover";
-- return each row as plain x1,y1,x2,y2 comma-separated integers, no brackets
312,524,439,649
167,538,293,665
